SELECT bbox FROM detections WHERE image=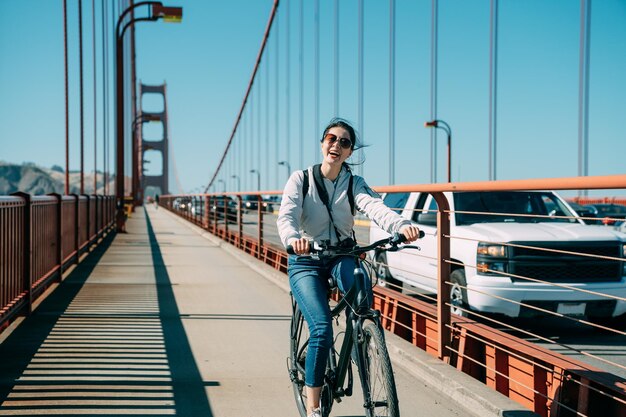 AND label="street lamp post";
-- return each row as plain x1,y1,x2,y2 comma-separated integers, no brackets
424,119,452,183
278,161,291,183
250,169,261,191
231,175,241,191
115,2,182,232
